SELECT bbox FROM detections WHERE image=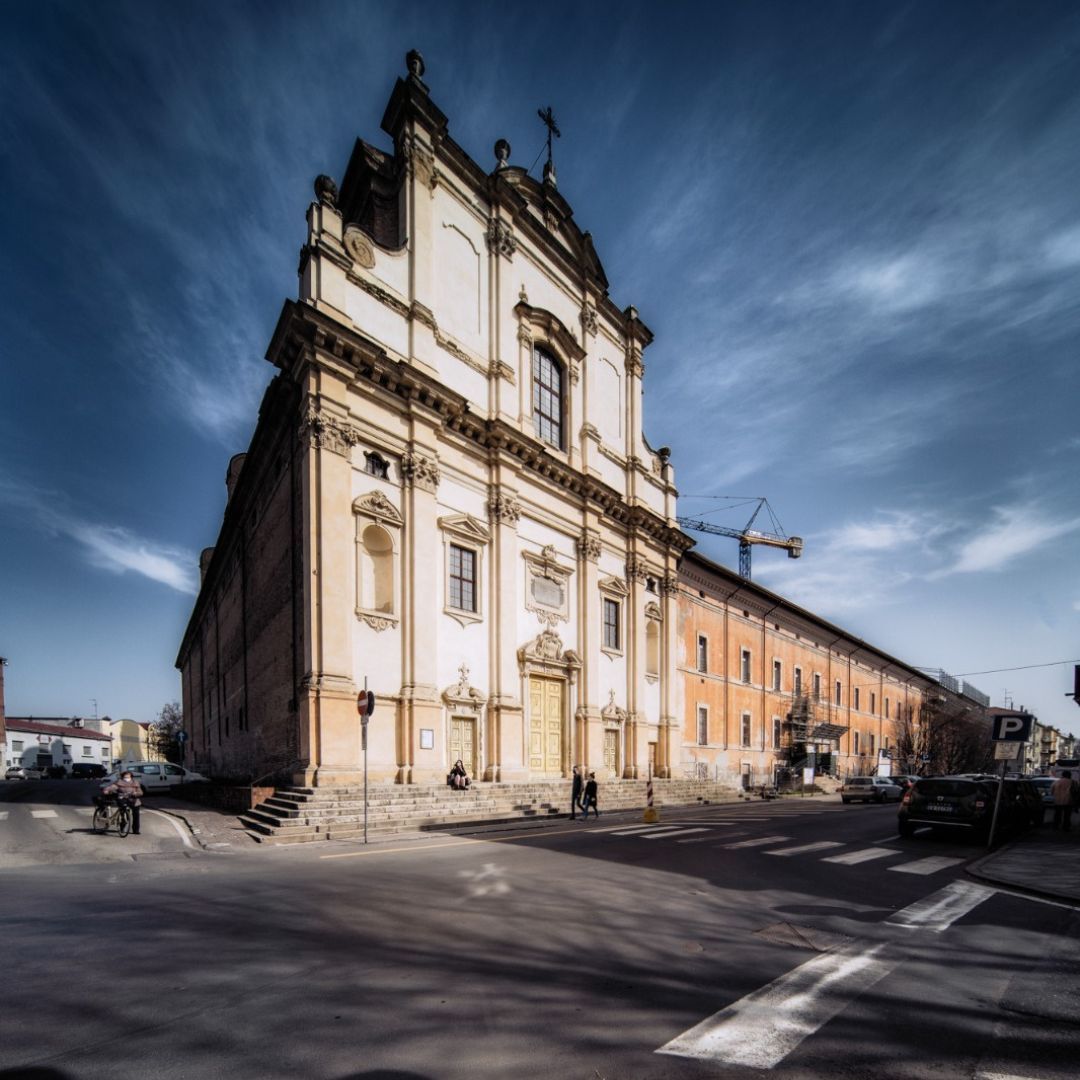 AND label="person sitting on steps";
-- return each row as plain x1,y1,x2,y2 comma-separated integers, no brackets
448,759,470,790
